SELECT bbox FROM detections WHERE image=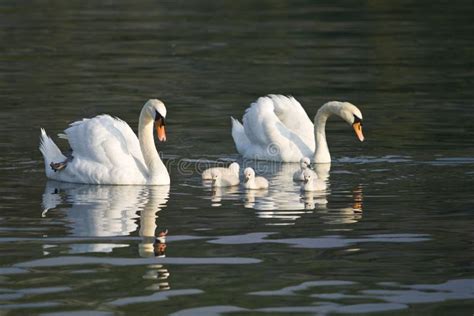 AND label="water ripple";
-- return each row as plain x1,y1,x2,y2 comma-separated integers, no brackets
15,256,261,268
208,232,430,249
109,289,203,306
